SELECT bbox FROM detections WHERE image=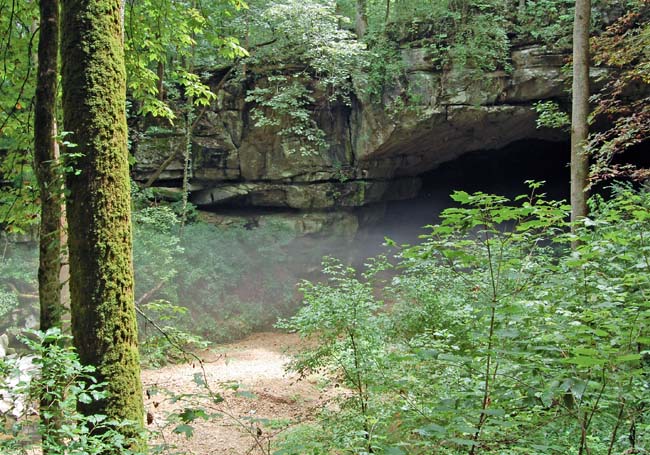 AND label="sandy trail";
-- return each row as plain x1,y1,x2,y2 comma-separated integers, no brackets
142,332,333,455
